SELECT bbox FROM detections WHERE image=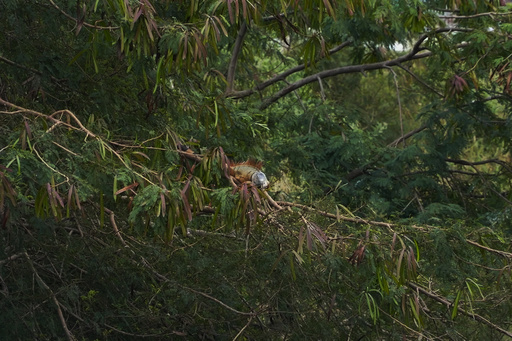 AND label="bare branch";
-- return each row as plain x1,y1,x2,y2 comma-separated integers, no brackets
386,67,404,147
24,251,77,341
440,11,512,20
259,50,432,110
466,240,512,259
408,281,512,338
226,21,247,94
0,56,42,75
47,0,118,30
446,158,512,174
258,28,471,110
276,201,397,230
388,125,428,147
397,63,444,97
228,40,352,99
